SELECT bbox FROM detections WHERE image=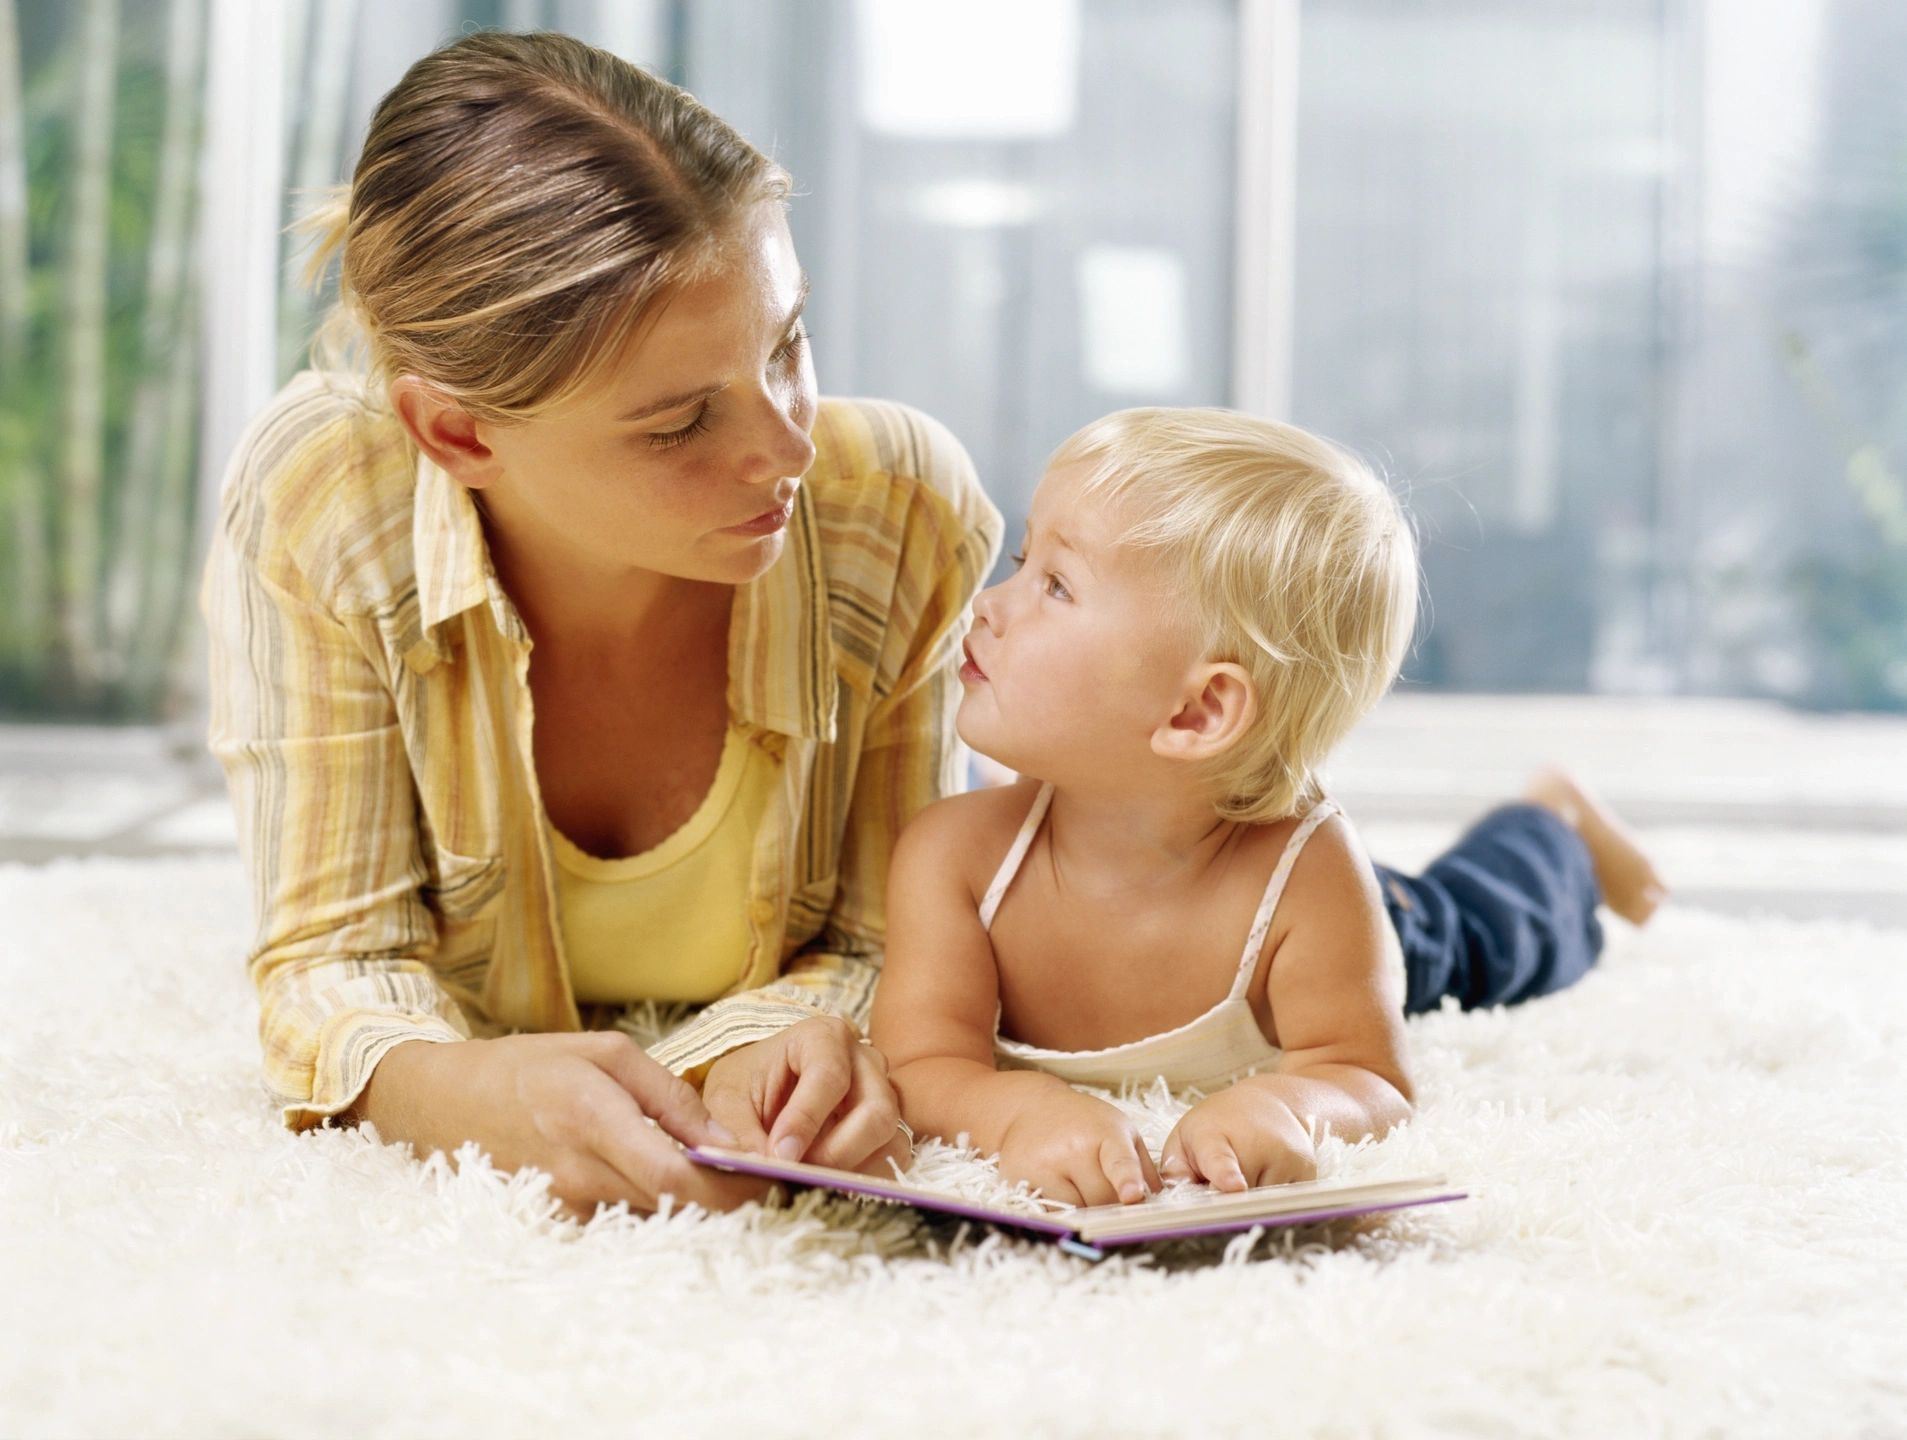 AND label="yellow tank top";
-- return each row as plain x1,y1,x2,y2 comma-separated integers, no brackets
546,725,778,1005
